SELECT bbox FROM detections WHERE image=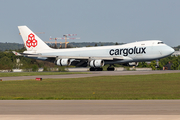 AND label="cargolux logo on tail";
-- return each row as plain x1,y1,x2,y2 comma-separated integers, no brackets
26,33,37,48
